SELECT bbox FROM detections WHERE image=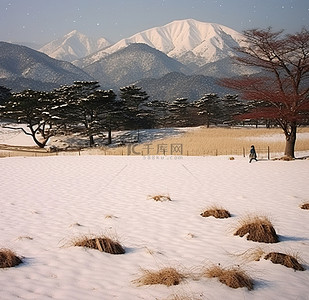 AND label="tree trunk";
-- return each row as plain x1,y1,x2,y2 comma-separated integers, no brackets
107,128,112,145
284,124,297,158
89,135,95,147
32,134,48,148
